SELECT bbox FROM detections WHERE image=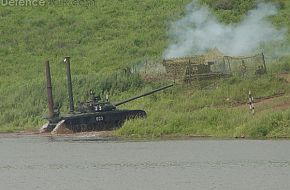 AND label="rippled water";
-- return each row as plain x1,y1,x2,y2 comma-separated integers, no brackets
0,135,289,190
